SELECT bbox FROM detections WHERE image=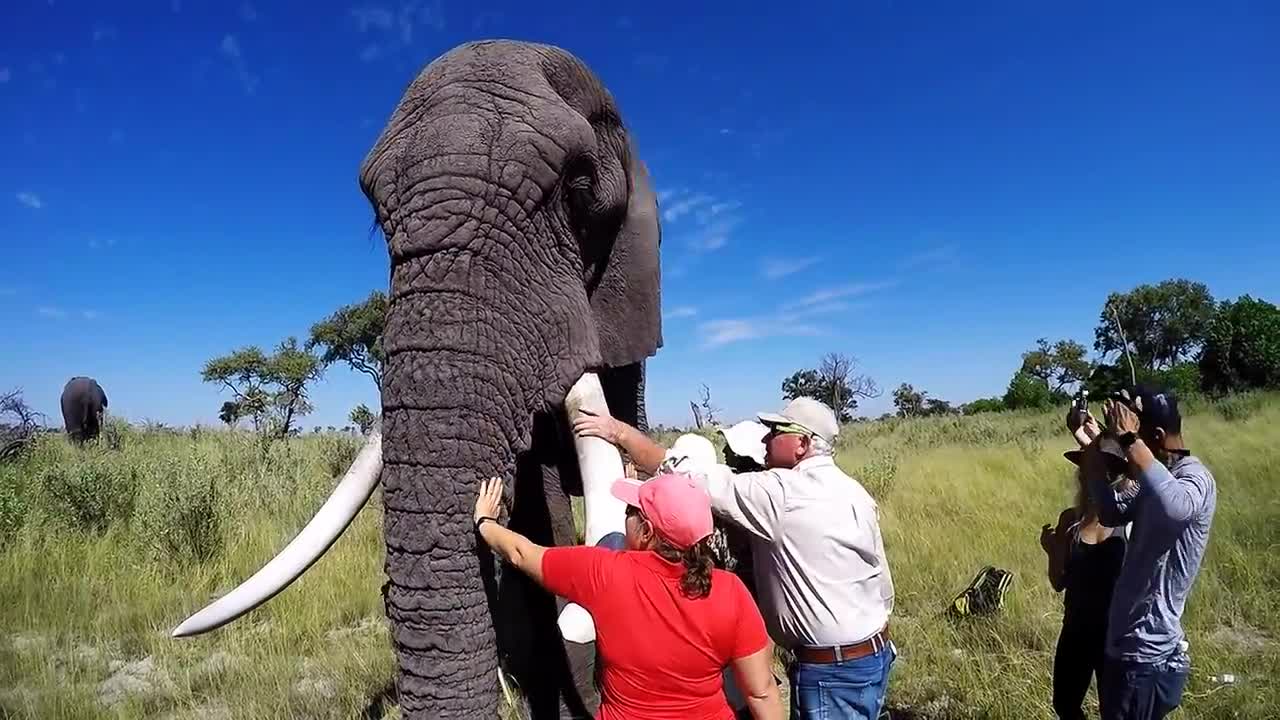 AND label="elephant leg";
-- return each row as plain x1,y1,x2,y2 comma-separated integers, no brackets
497,412,597,720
